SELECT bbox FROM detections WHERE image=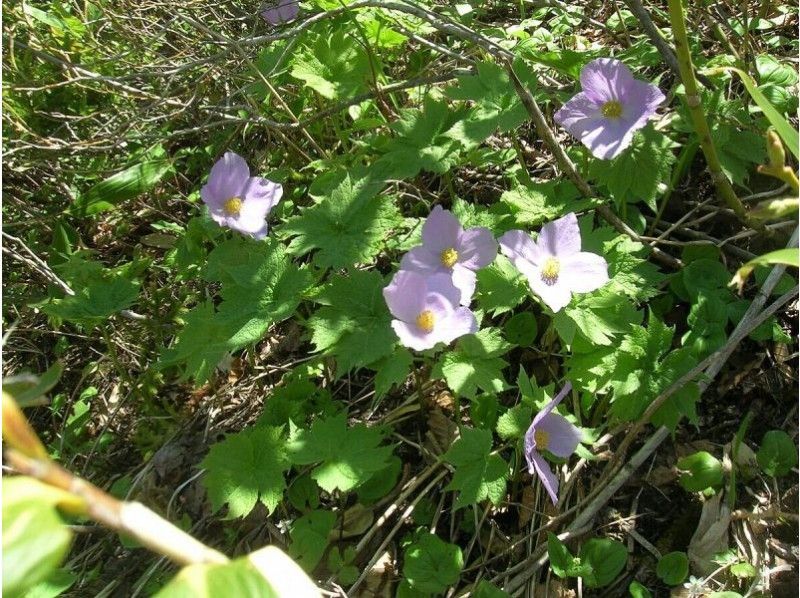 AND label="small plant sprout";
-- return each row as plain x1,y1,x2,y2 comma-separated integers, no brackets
200,151,283,240
260,0,300,25
524,382,582,505
383,270,478,351
499,213,609,313
400,205,498,305
554,58,665,160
